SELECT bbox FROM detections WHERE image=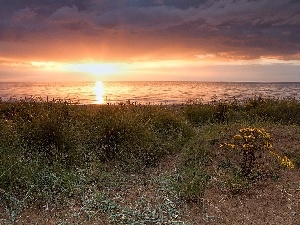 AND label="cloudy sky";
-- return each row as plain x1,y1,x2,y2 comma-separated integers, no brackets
0,0,299,81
